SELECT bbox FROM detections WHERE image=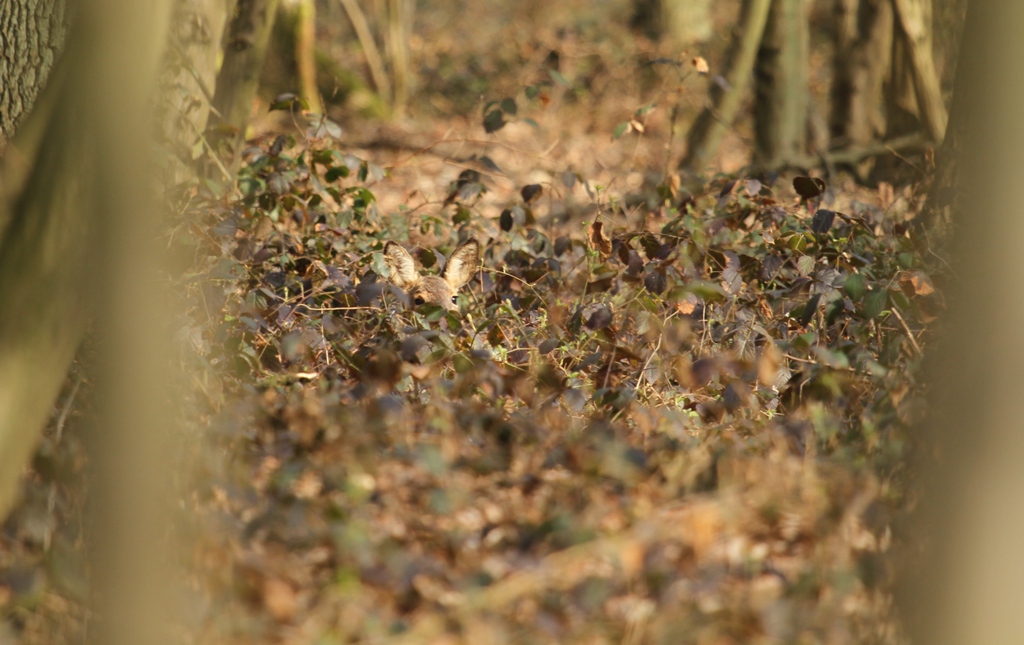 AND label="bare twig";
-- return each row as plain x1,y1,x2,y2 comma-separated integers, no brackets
889,306,923,356
54,373,82,443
